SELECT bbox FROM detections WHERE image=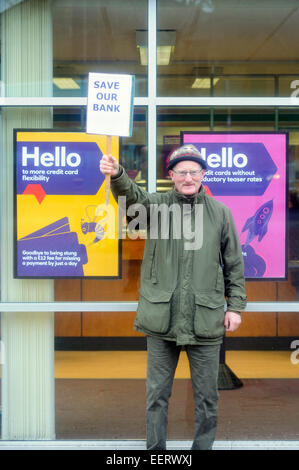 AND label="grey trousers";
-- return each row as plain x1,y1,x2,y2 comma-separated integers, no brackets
146,336,220,450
